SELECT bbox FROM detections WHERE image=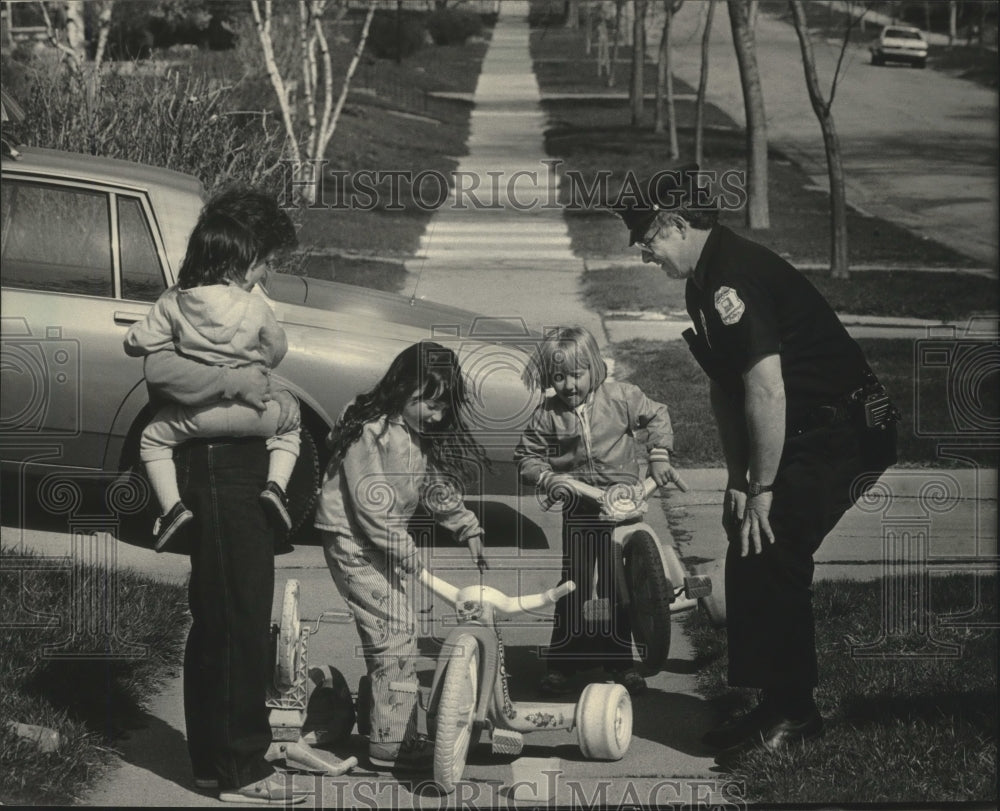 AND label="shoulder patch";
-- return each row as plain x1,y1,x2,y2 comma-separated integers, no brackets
713,286,745,325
